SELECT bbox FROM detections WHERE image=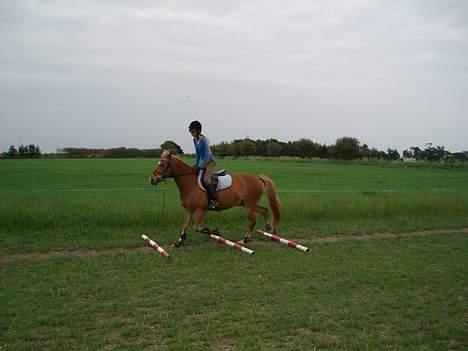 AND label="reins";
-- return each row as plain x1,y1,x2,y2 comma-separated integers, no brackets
174,170,198,178
154,158,197,180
